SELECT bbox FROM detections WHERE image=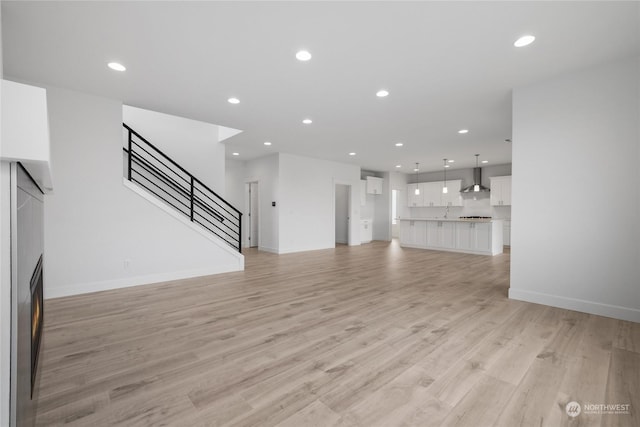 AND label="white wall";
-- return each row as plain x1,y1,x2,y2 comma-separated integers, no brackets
360,171,376,221
360,170,391,241
242,153,362,254
44,87,242,298
360,186,374,221
245,154,279,253
389,171,408,237
123,105,225,194
225,158,246,210
372,172,391,241
278,153,361,253
218,125,242,142
225,158,247,247
510,56,640,322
